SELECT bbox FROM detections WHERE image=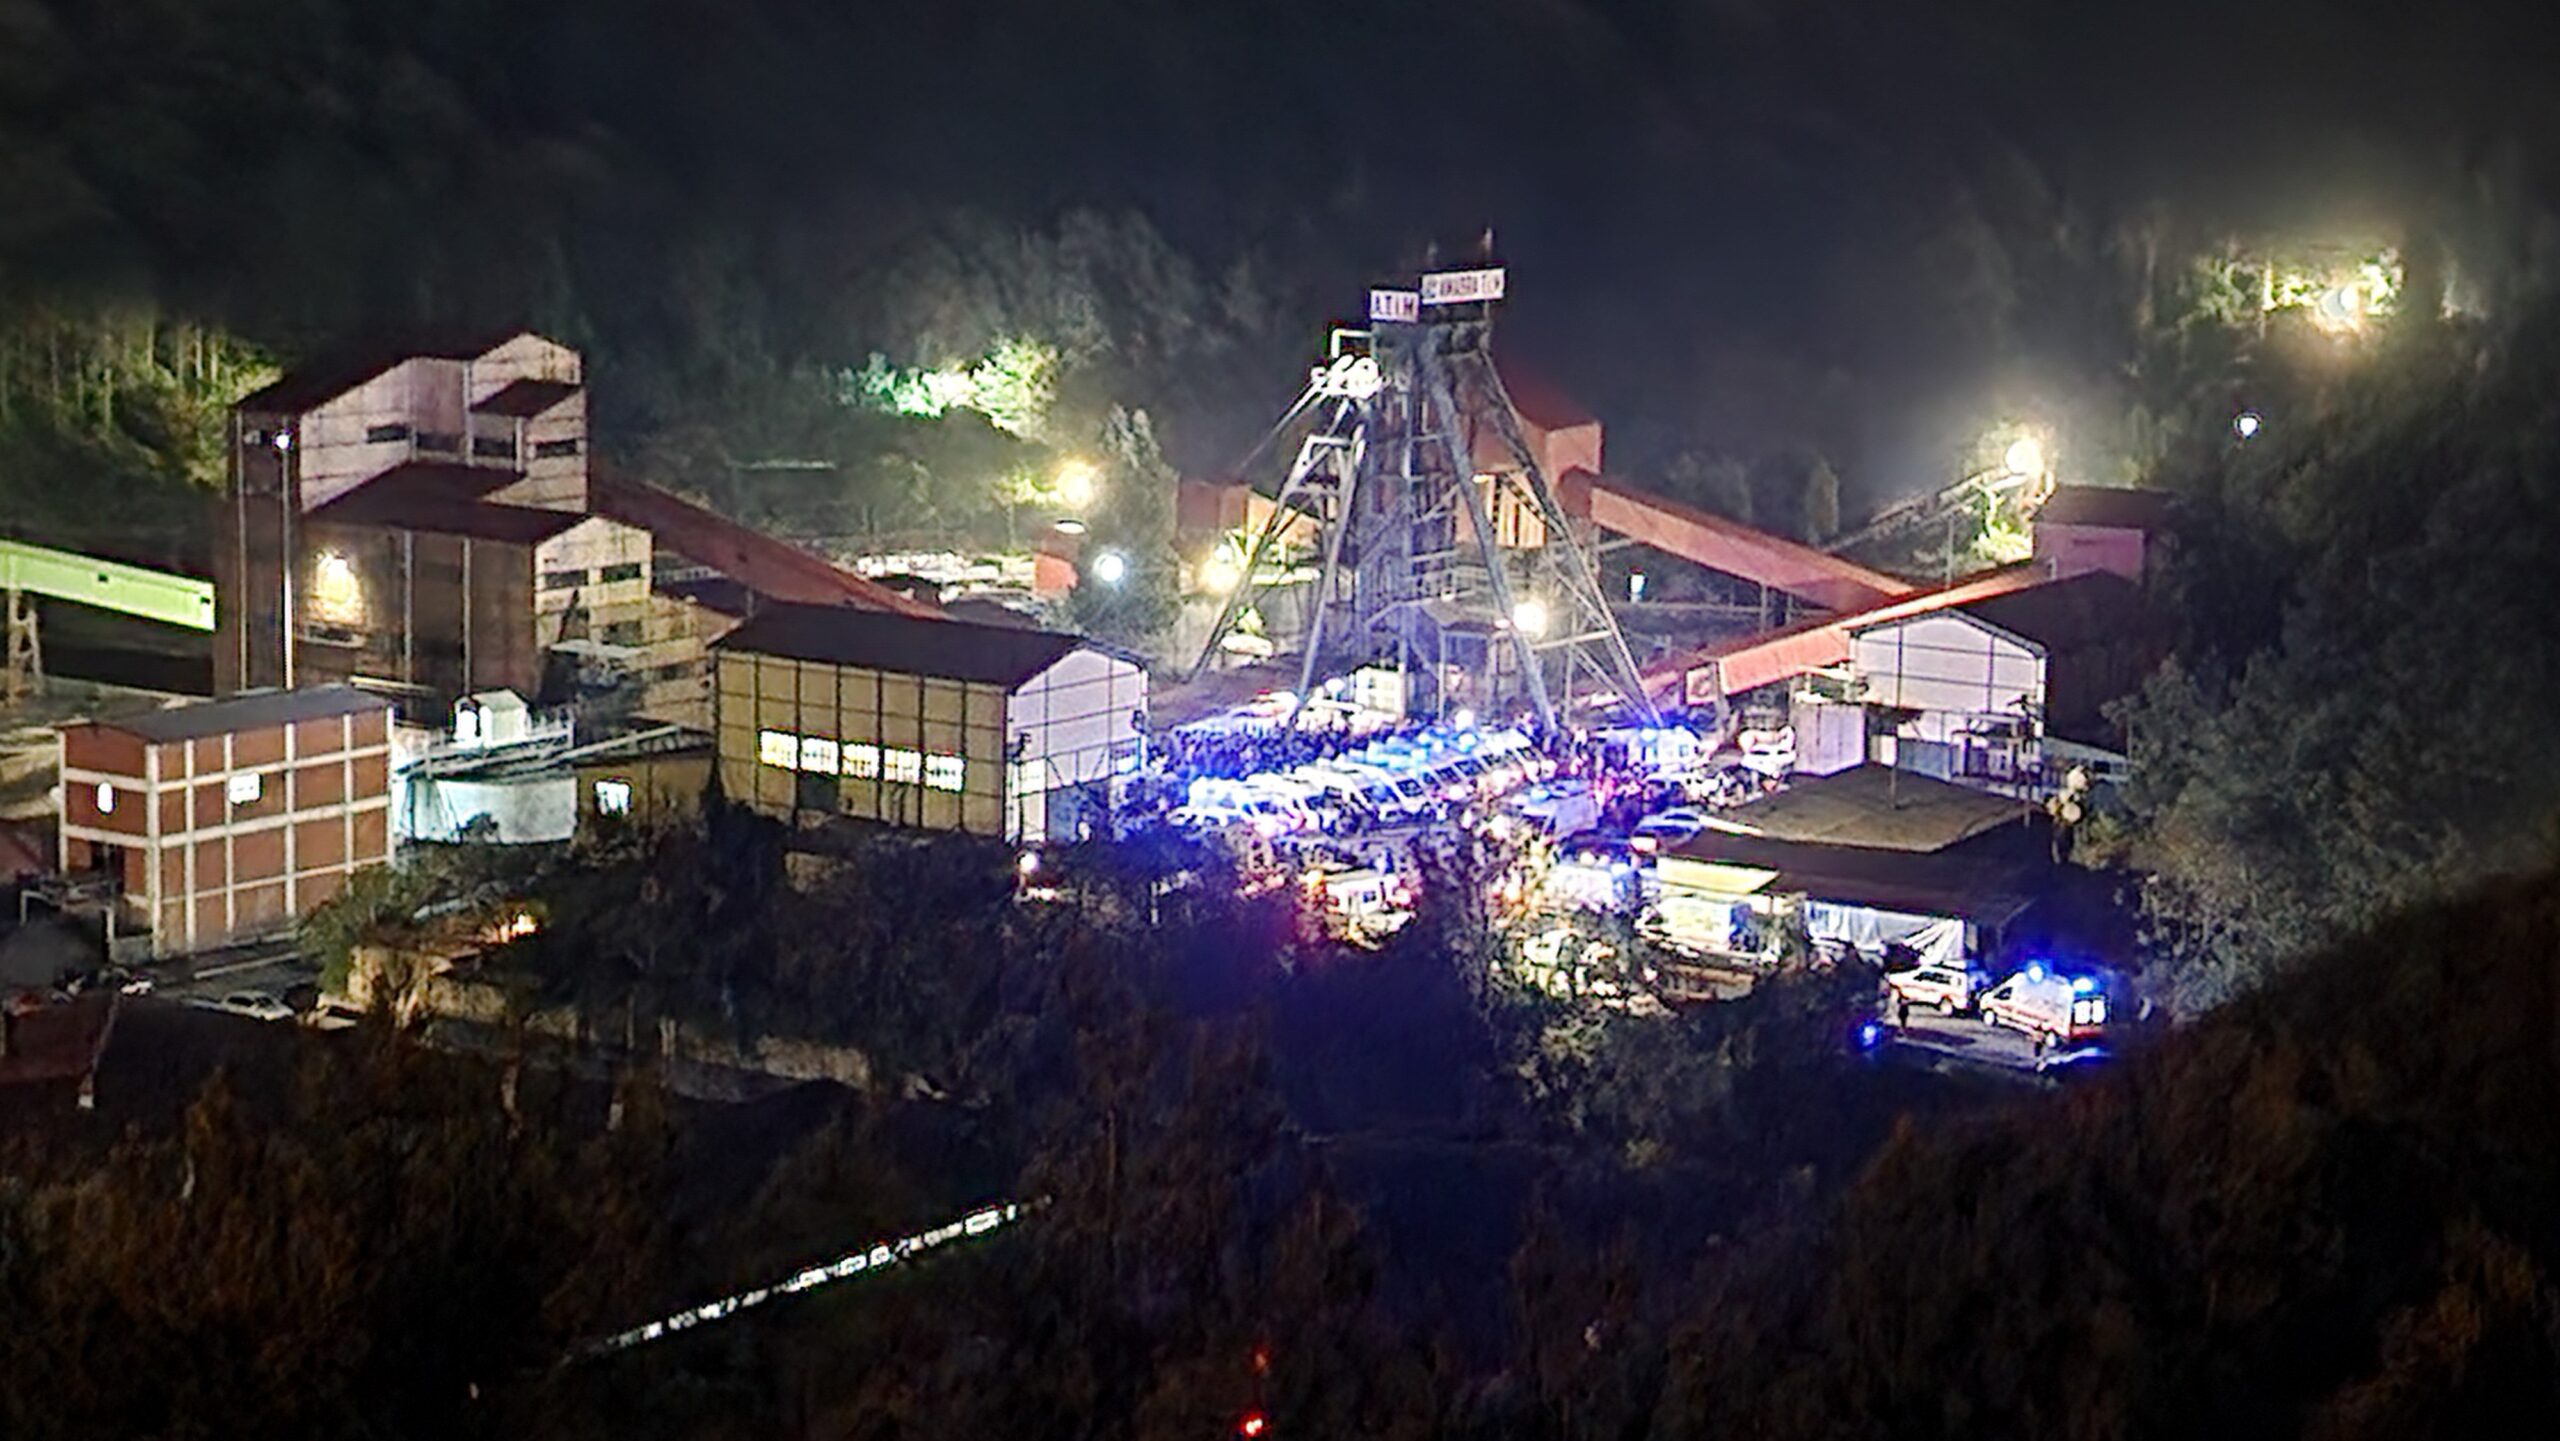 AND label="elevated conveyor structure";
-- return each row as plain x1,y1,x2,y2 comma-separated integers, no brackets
2,537,217,701
1558,472,1914,614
